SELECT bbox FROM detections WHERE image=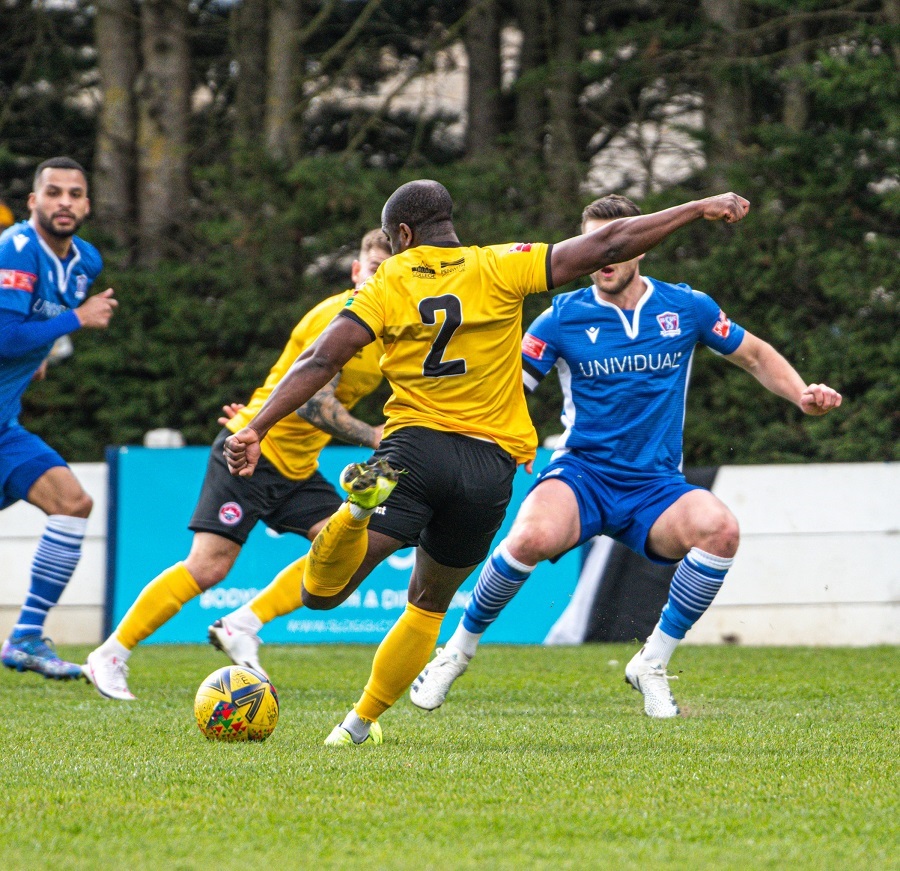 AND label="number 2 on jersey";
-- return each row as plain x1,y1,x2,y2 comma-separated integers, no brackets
418,294,467,377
